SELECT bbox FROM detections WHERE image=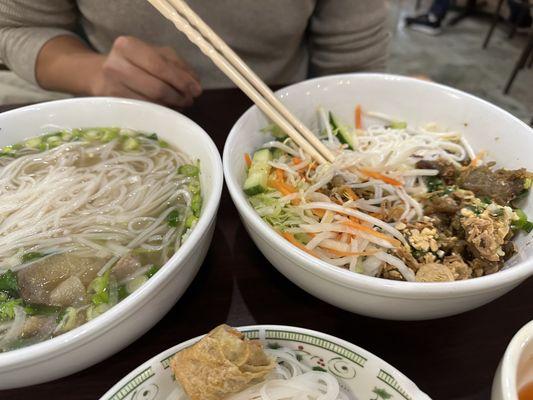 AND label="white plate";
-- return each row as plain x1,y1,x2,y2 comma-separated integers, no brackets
101,325,431,400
